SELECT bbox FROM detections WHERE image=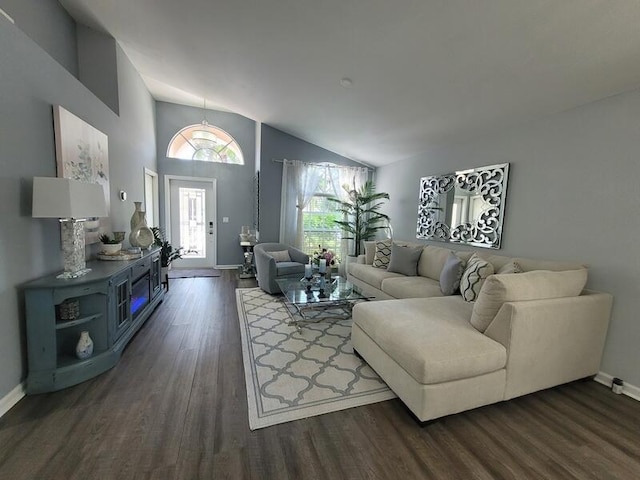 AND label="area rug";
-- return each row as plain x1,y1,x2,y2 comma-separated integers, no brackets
235,287,396,430
168,268,221,278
